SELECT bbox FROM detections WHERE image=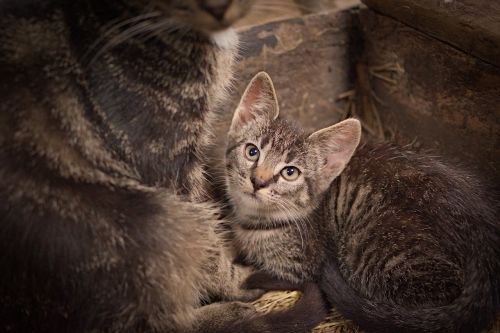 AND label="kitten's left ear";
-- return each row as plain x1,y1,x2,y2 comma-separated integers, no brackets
230,72,279,132
308,119,362,181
